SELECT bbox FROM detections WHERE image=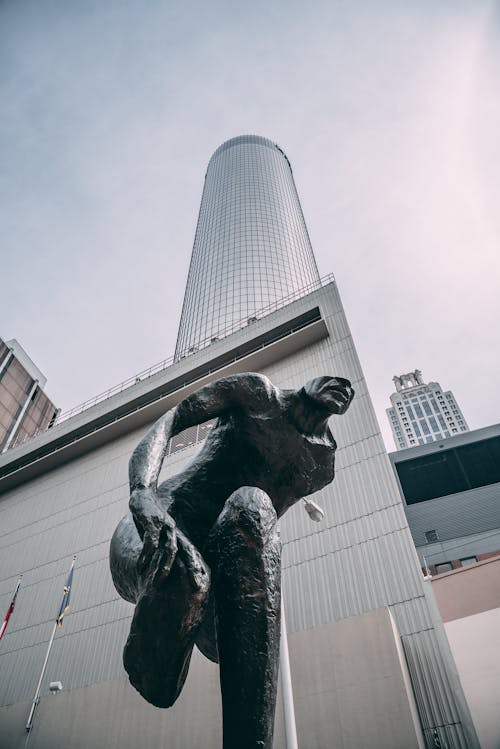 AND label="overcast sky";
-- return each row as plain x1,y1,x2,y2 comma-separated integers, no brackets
1,0,499,450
